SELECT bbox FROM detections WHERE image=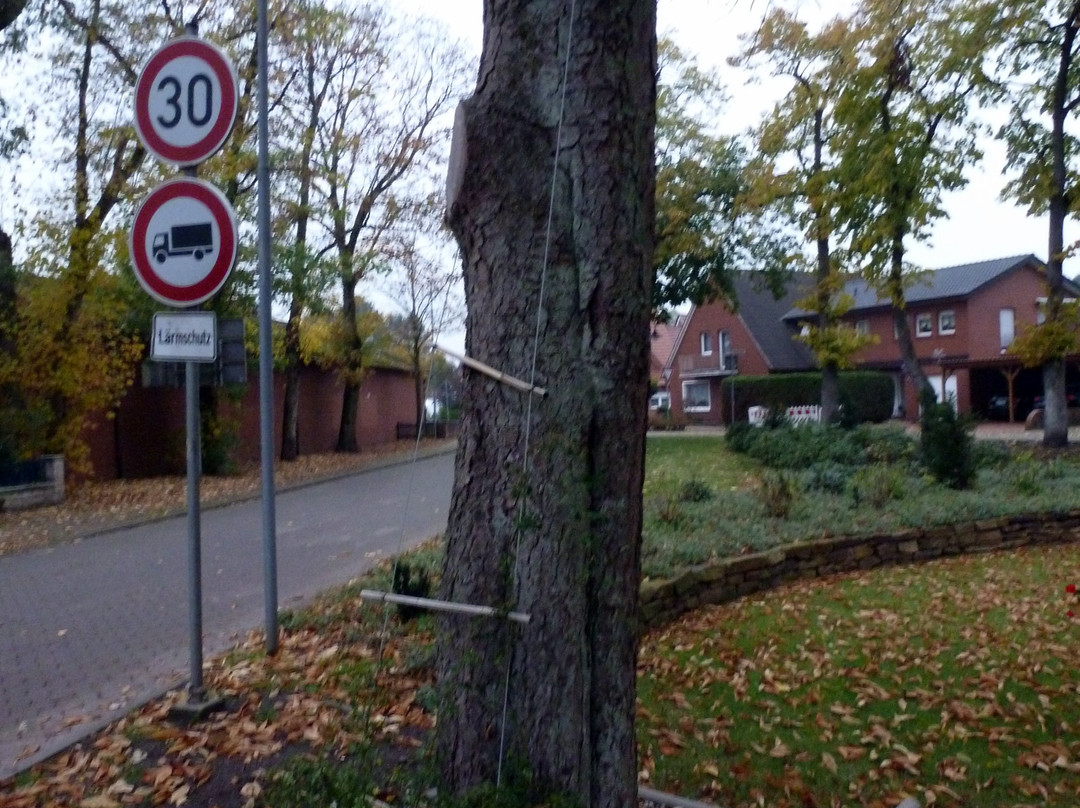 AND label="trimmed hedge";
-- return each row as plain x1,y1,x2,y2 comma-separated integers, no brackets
720,371,894,424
